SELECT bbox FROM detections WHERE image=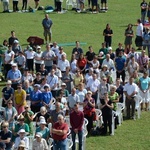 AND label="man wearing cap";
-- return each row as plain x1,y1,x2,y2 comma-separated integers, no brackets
32,132,48,150
25,47,36,75
34,46,44,73
42,43,56,72
52,114,68,150
7,63,22,90
14,129,29,150
42,14,53,44
12,40,22,58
